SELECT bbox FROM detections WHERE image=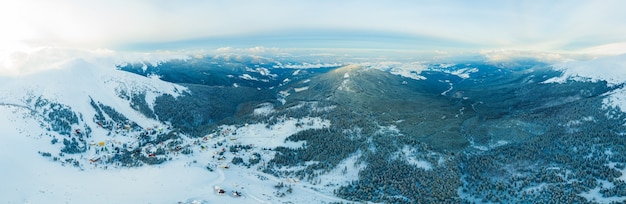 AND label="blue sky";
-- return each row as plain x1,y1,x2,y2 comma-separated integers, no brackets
2,0,626,54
